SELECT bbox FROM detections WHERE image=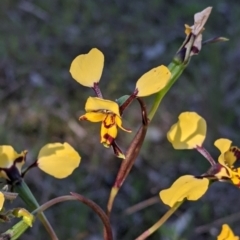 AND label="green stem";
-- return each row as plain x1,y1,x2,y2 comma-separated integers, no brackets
135,201,183,240
14,179,58,240
0,220,29,240
148,60,186,121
